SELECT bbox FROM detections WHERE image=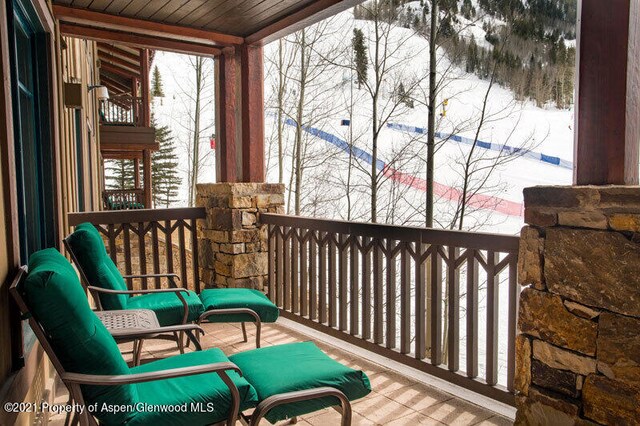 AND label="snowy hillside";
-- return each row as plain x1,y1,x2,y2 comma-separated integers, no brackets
146,6,574,235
